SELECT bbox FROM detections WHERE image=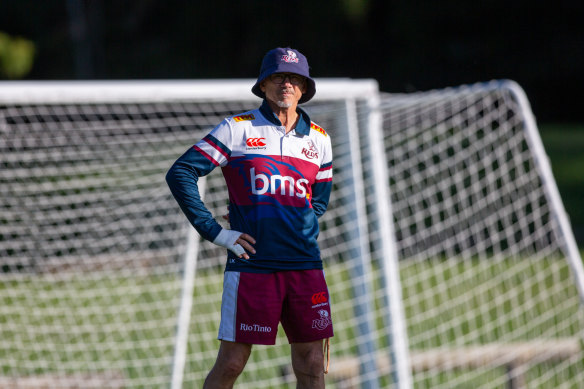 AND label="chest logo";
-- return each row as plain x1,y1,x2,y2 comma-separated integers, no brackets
301,141,318,159
246,137,266,149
